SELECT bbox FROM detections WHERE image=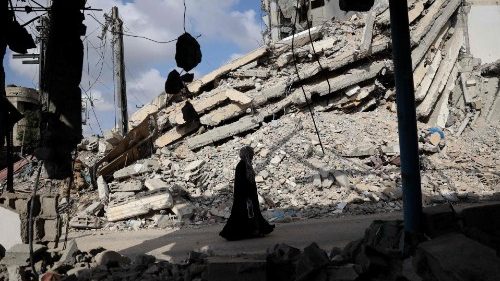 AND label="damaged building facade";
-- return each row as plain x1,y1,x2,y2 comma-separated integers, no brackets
5,86,39,148
66,0,500,232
